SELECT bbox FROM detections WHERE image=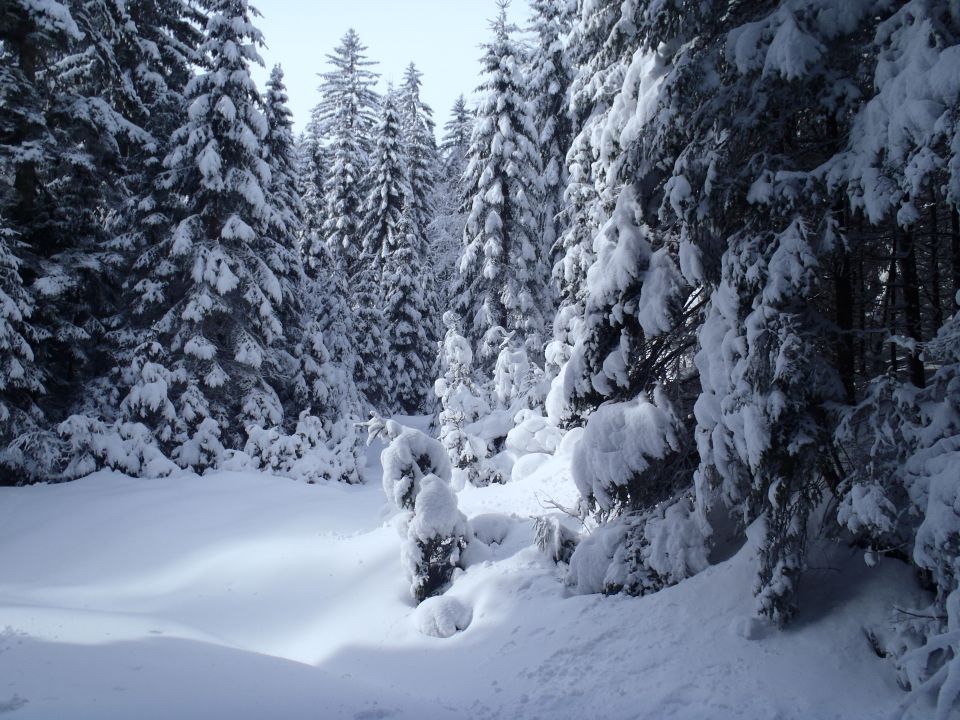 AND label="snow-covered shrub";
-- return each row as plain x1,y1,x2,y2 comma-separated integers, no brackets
57,415,178,480
566,497,710,596
376,418,469,603
533,516,578,564
174,418,225,472
380,419,452,509
402,474,470,602
435,317,499,487
572,388,682,515
242,412,362,484
835,376,919,557
493,342,545,411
